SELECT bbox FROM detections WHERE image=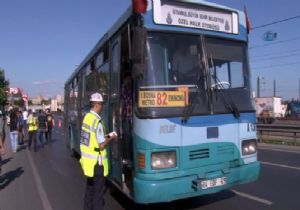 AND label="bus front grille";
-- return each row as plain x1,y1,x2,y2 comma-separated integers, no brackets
189,149,209,160
217,145,234,156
